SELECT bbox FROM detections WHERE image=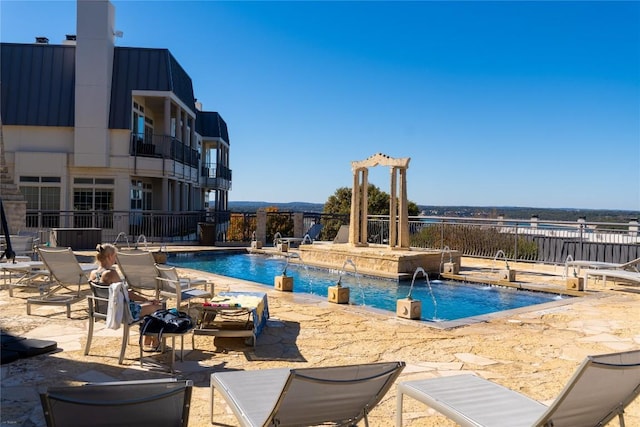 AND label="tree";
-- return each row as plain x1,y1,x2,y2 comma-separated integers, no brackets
323,184,419,216
322,184,420,238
